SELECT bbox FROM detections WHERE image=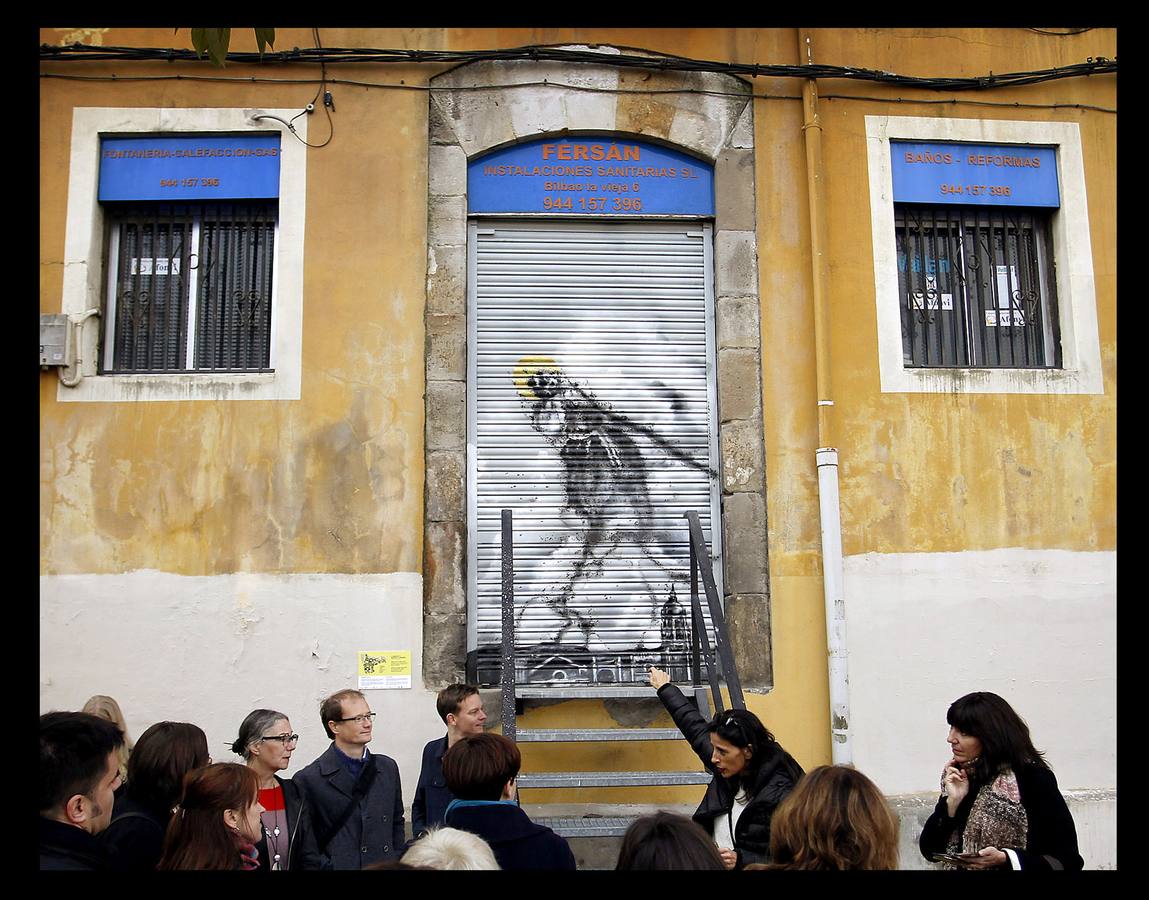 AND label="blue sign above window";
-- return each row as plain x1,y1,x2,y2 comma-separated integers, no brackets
98,135,281,201
891,141,1059,207
468,137,714,216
